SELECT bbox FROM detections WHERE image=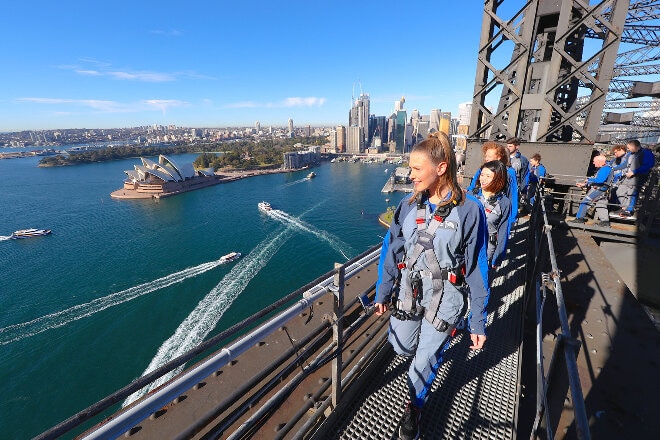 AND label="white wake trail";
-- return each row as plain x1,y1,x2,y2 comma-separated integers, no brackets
0,257,232,346
0,236,12,241
268,210,356,259
124,227,293,406
282,177,310,187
